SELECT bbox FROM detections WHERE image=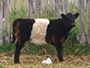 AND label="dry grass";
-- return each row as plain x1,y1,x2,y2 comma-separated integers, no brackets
0,52,90,68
